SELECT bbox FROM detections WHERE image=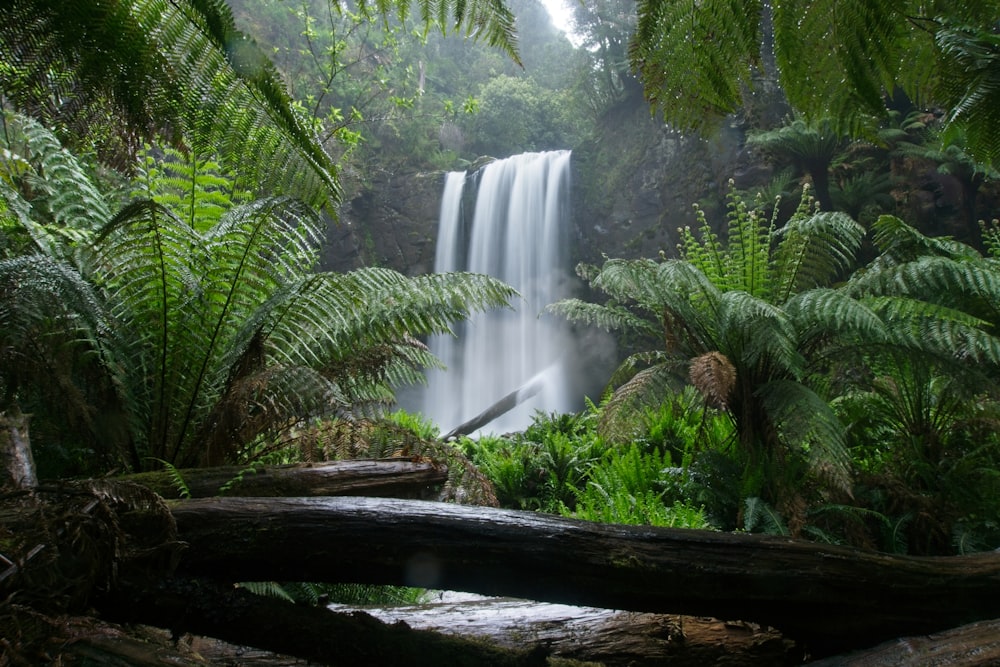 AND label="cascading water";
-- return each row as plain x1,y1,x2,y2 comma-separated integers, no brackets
421,150,576,435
